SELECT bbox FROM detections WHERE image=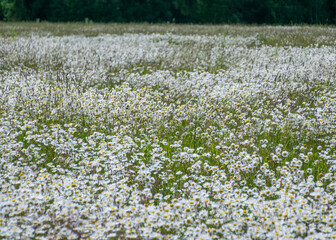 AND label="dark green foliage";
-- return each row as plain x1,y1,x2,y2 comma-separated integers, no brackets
0,0,335,24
